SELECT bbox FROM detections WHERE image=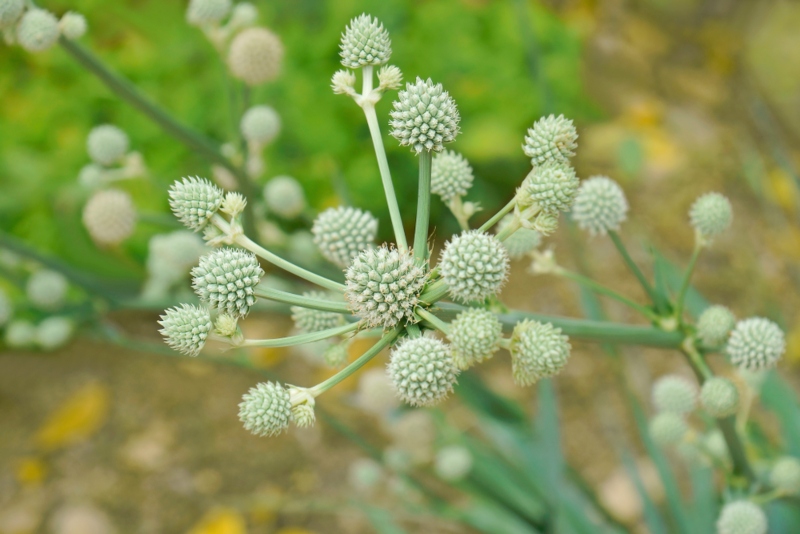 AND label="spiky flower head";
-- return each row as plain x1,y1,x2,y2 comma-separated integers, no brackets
449,308,502,370
27,269,68,311
220,192,247,218
82,189,137,246
263,175,305,219
186,0,231,25
16,9,59,52
431,150,474,202
519,161,580,213
227,27,284,86
716,501,767,534
191,248,264,317
86,124,129,166
378,65,403,91
498,215,541,259
689,192,732,242
312,206,378,267
522,114,578,167
58,11,87,40
770,456,800,494
389,77,460,153
169,177,224,231
572,176,629,235
509,320,571,386
5,320,36,348
291,292,345,333
649,412,688,448
439,231,509,303
240,105,281,145
36,317,73,350
158,304,212,357
339,14,391,69
238,382,292,437
214,313,238,337
652,375,697,415
697,305,736,347
726,317,786,371
705,430,730,464
531,210,560,235
700,377,739,418
331,69,357,96
344,246,428,329
323,342,349,368
0,0,24,30
291,403,316,428
434,445,473,481
387,336,459,407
